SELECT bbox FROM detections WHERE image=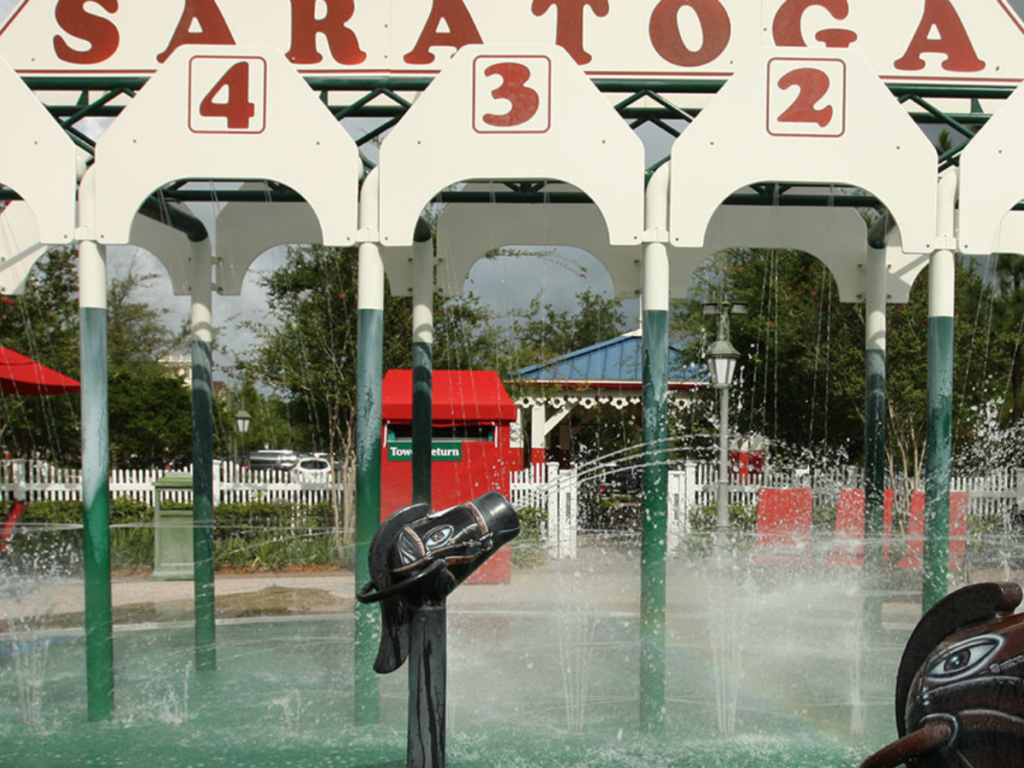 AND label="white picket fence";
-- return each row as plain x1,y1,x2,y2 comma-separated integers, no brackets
6,459,1024,560
512,462,1024,559
0,460,339,506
